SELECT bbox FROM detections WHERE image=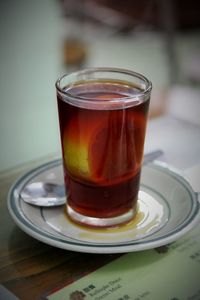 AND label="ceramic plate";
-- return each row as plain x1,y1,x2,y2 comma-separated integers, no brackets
7,160,200,253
